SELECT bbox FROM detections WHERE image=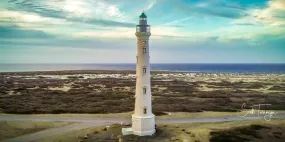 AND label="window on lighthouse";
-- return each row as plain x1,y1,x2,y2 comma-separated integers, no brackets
143,48,146,54
136,56,138,63
143,41,146,44
143,67,146,74
143,87,147,94
143,107,147,114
